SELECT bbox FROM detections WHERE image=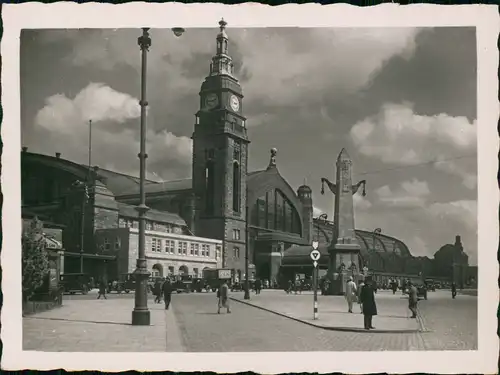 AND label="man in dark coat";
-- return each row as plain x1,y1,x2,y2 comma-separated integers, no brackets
451,282,457,299
254,278,262,295
359,275,377,330
154,279,163,304
97,279,107,300
162,278,173,310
